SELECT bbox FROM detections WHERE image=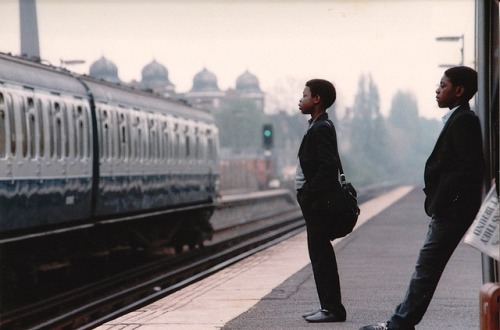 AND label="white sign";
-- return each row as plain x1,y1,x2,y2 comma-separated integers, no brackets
464,185,499,261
